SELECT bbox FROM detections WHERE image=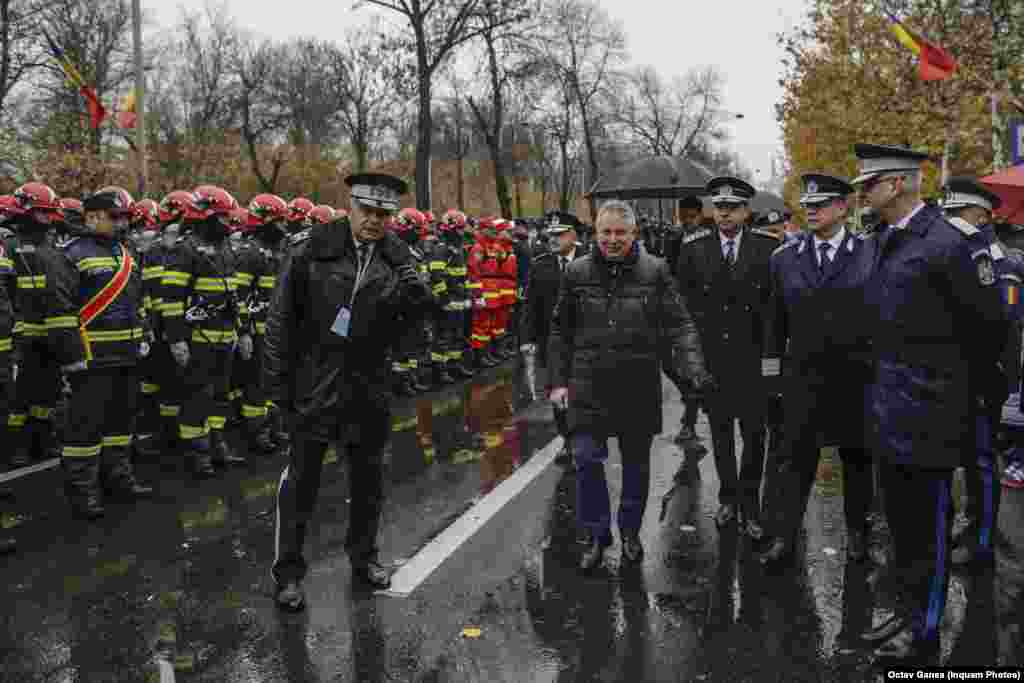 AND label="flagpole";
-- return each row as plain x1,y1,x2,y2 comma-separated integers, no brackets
132,0,147,198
